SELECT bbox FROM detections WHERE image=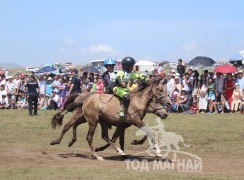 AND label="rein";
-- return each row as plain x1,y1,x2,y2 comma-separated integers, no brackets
99,94,115,104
